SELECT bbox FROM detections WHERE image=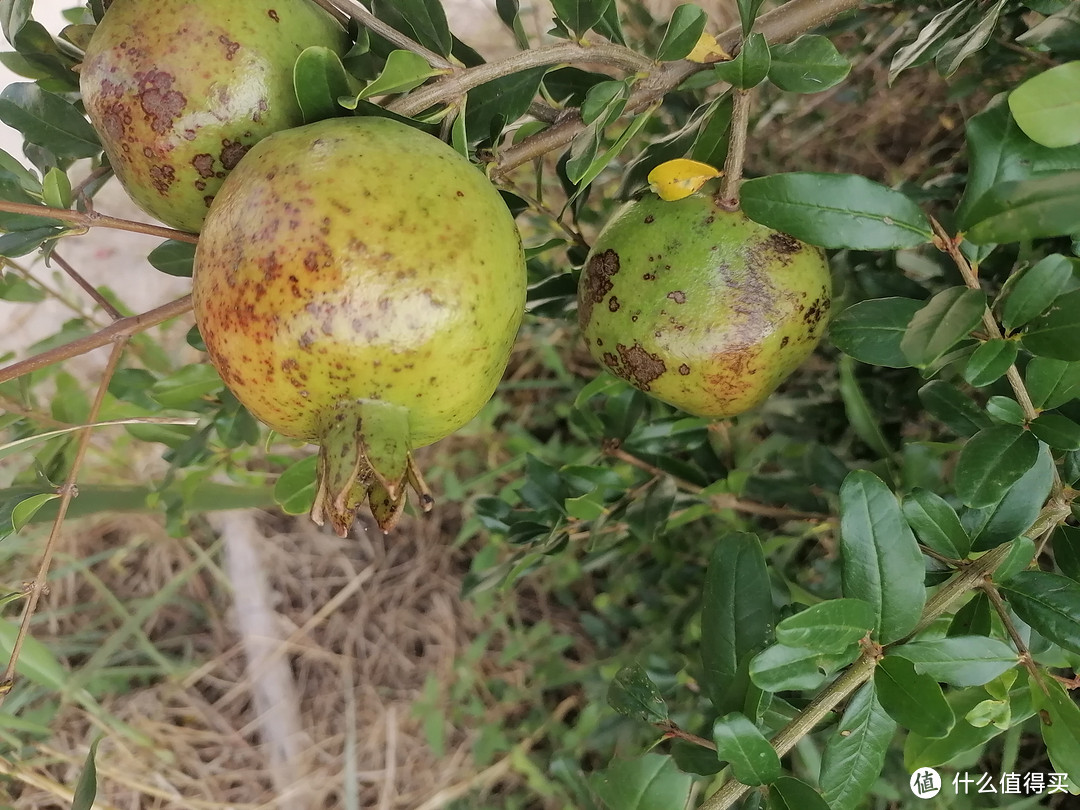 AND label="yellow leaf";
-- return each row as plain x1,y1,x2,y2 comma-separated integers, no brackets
647,159,722,202
686,32,731,64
